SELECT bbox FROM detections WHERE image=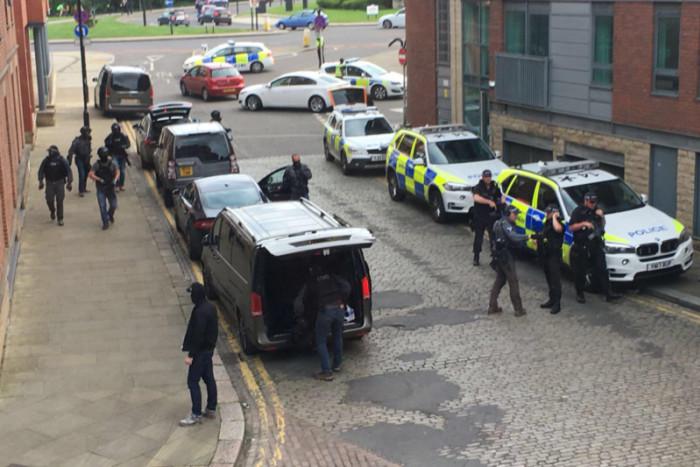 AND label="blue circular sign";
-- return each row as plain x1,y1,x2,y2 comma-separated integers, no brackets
74,24,89,38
